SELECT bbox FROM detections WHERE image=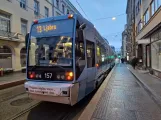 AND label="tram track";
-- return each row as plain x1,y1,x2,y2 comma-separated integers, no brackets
7,102,41,120
0,92,26,103
7,89,97,120
4,69,112,120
